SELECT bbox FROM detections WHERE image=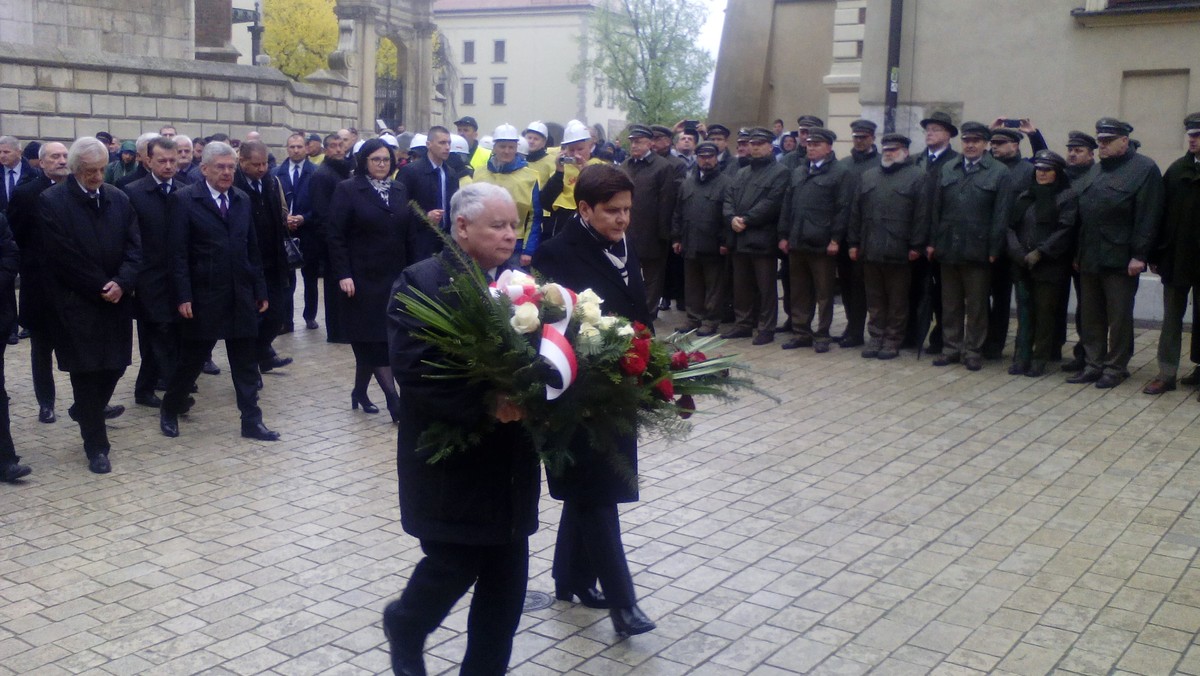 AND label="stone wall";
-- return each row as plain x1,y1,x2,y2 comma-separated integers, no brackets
0,42,359,148
0,0,194,61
